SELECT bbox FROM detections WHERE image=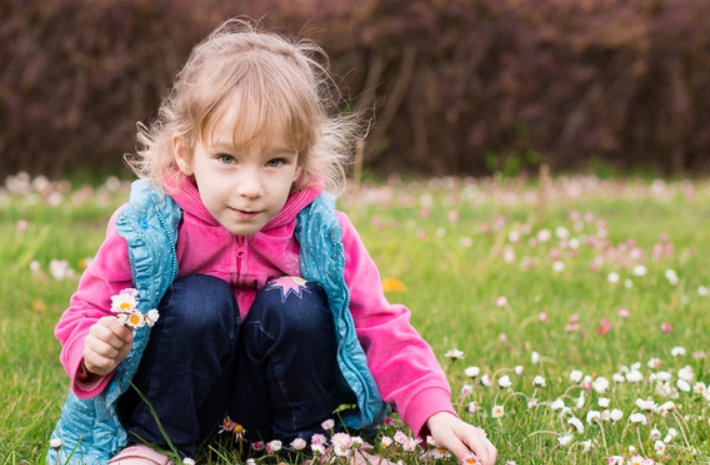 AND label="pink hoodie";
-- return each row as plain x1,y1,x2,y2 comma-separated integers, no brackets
54,180,455,437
